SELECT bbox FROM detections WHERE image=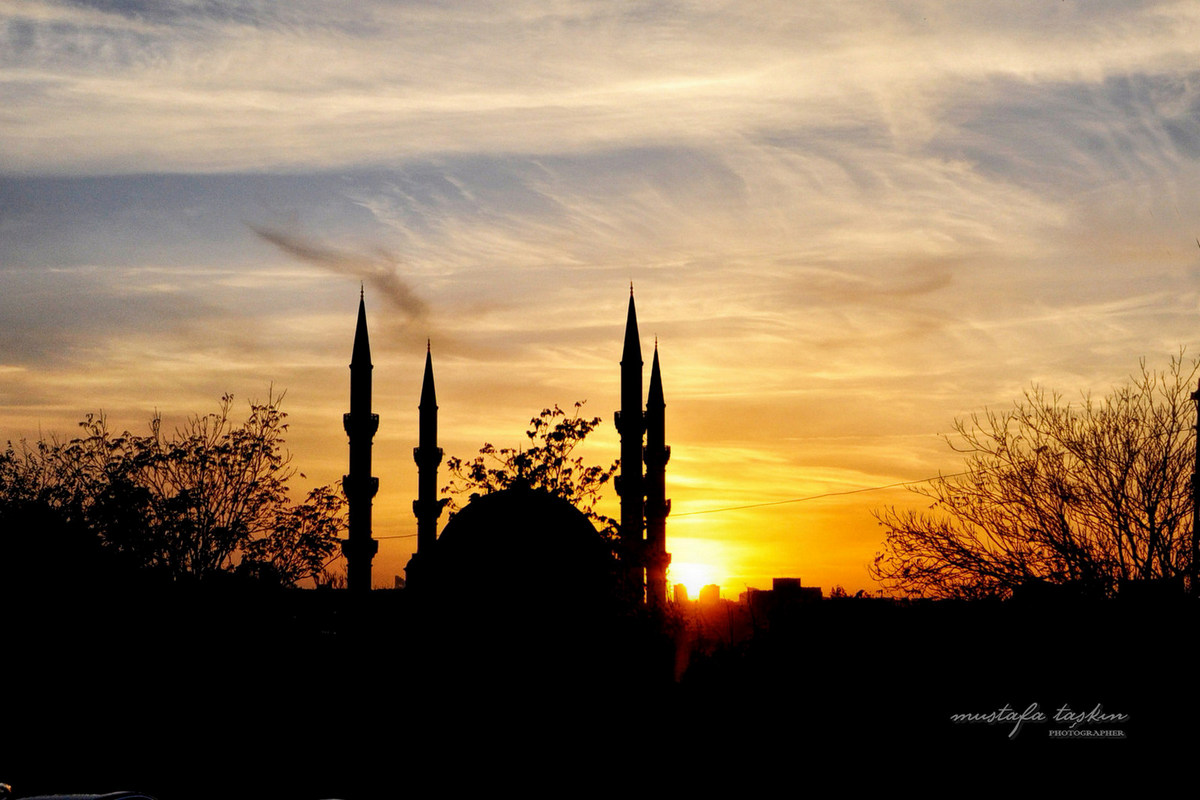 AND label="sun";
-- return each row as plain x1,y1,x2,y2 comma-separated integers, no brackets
669,560,720,600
